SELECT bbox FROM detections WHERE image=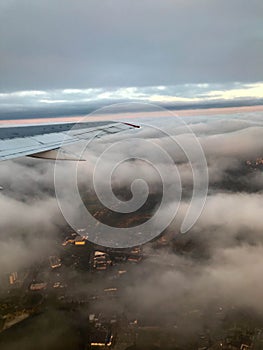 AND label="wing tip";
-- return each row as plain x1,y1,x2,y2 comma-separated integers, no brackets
123,122,141,128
